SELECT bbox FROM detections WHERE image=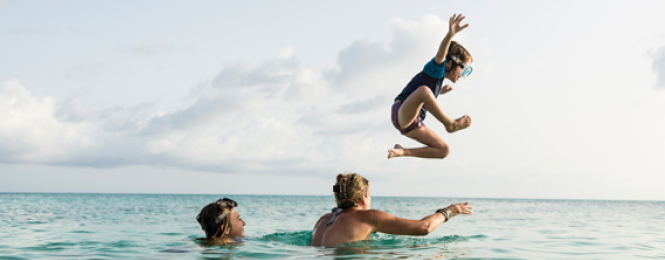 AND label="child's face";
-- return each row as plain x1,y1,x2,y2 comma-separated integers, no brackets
449,65,463,83
448,59,472,83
